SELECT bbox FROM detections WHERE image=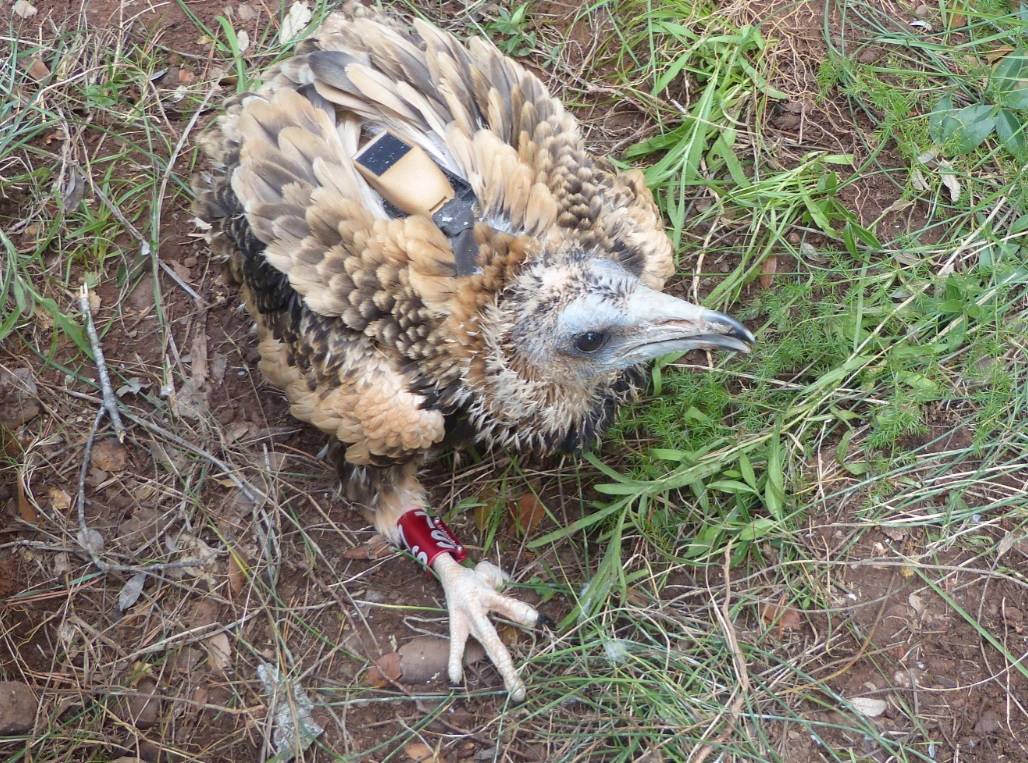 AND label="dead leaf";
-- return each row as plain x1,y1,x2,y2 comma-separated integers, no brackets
168,260,191,282
209,353,228,384
502,630,533,661
16,473,37,524
117,573,147,611
59,165,87,212
265,451,287,471
189,598,220,629
235,29,250,52
12,1,37,18
25,57,49,80
849,696,887,717
47,487,71,512
170,378,208,420
986,46,1014,64
997,532,1017,558
117,507,160,548
205,632,232,672
511,491,545,535
77,527,105,556
908,592,926,615
52,552,70,576
116,676,160,729
169,532,217,583
237,3,257,21
150,441,188,475
881,525,906,542
625,586,648,607
761,602,802,633
32,305,53,330
190,330,208,384
403,741,438,762
177,68,196,85
224,419,252,443
91,438,127,472
759,255,778,289
280,1,312,44
342,536,392,560
342,544,374,560
116,377,148,398
227,554,246,596
938,161,961,203
1002,605,1023,633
